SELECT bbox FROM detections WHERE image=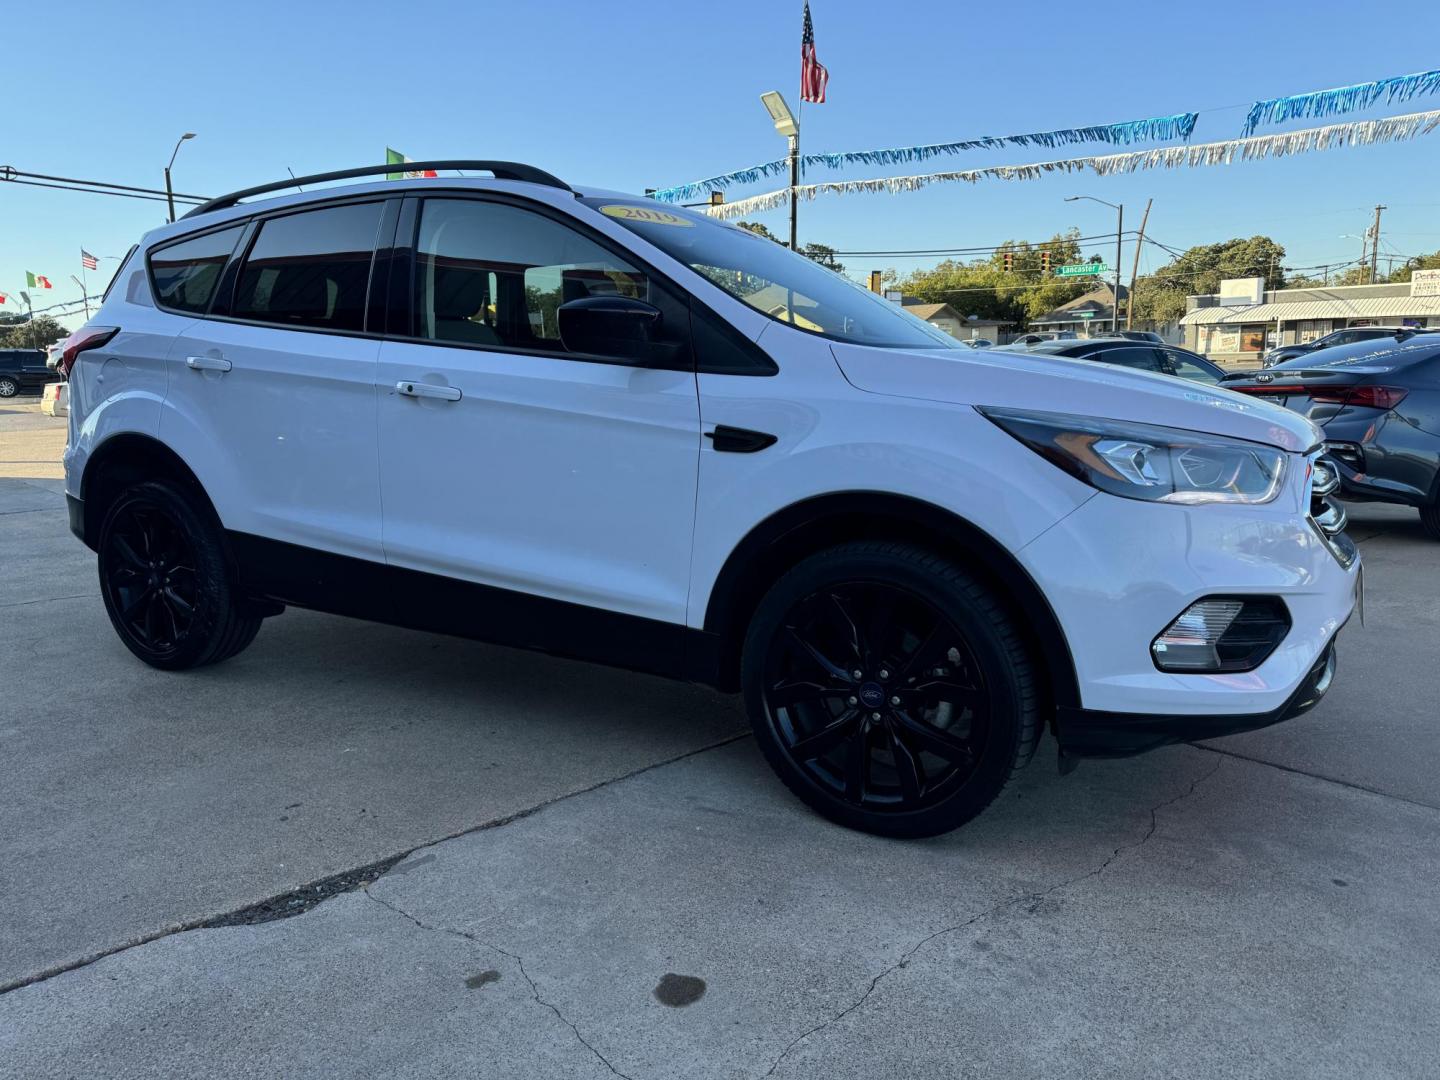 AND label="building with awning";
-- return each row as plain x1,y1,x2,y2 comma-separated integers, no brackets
1180,276,1440,365
1030,284,1127,337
